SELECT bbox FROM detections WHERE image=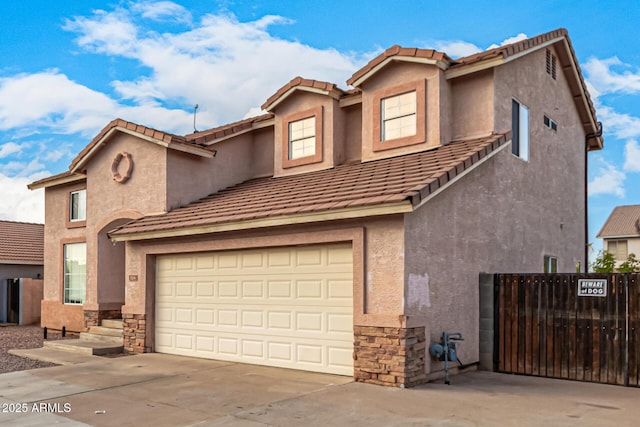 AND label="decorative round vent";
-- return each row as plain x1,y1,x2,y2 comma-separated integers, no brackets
111,152,133,183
